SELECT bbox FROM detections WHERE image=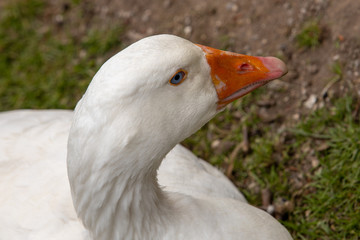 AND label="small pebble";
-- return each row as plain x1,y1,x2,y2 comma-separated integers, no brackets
304,94,317,109
54,14,64,24
293,113,300,120
310,157,320,168
226,2,238,12
267,205,275,215
211,139,221,149
184,26,192,36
